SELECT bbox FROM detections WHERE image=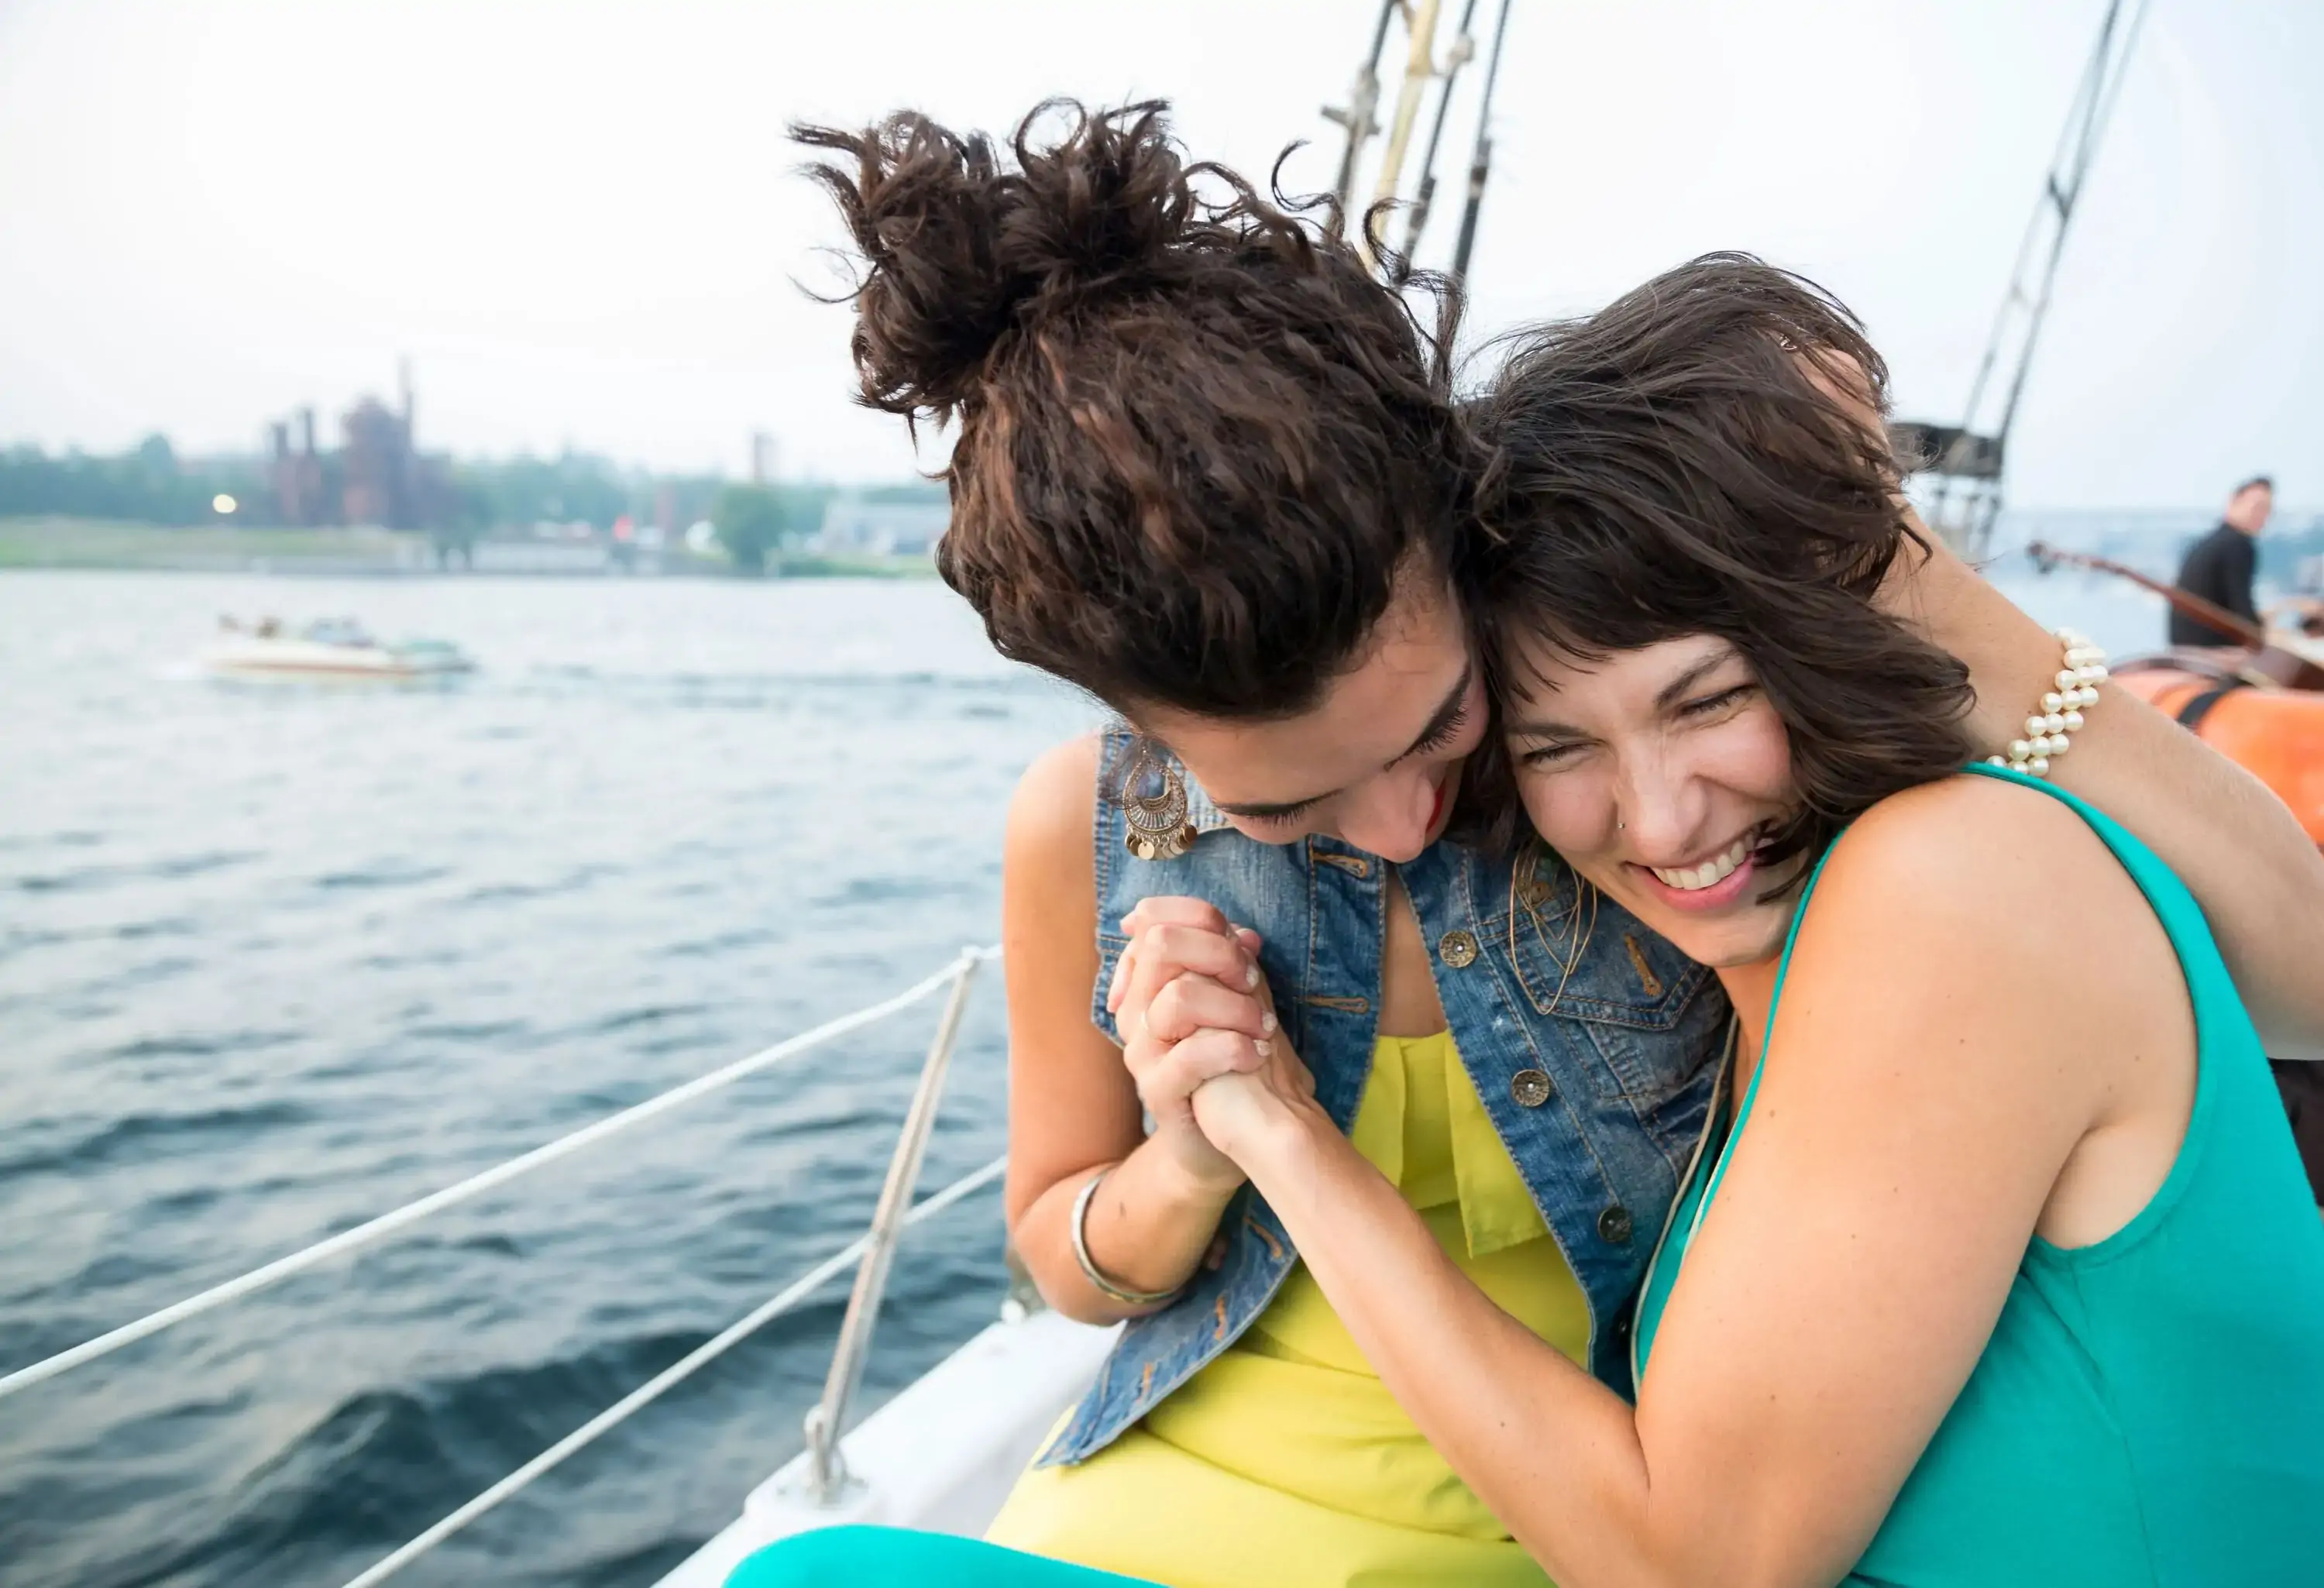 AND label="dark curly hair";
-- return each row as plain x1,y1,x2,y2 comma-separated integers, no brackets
794,100,1476,719
1459,254,1975,873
